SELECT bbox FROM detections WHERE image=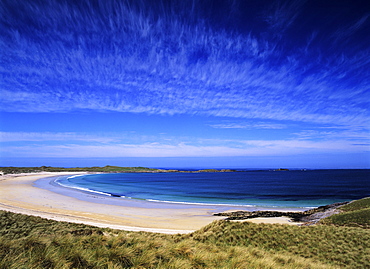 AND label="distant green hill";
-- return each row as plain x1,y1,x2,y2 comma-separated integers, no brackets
0,165,236,175
0,165,163,174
